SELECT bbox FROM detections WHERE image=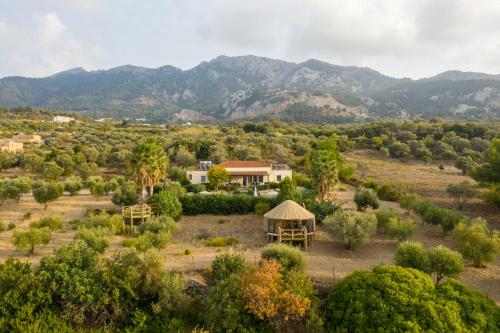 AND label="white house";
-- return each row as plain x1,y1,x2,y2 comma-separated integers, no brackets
187,160,292,187
53,115,75,123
